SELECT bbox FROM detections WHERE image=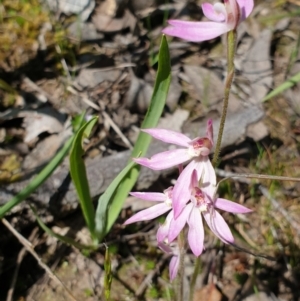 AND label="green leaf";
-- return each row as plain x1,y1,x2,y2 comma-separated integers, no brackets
0,113,85,219
263,72,300,102
95,160,135,240
69,116,98,242
0,116,85,219
31,206,95,250
0,79,17,94
95,35,171,240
